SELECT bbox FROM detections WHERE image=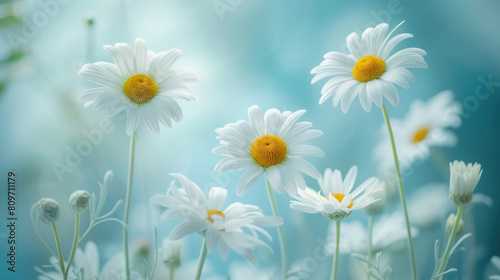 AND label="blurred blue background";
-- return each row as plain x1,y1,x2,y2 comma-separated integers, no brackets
1,0,500,279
